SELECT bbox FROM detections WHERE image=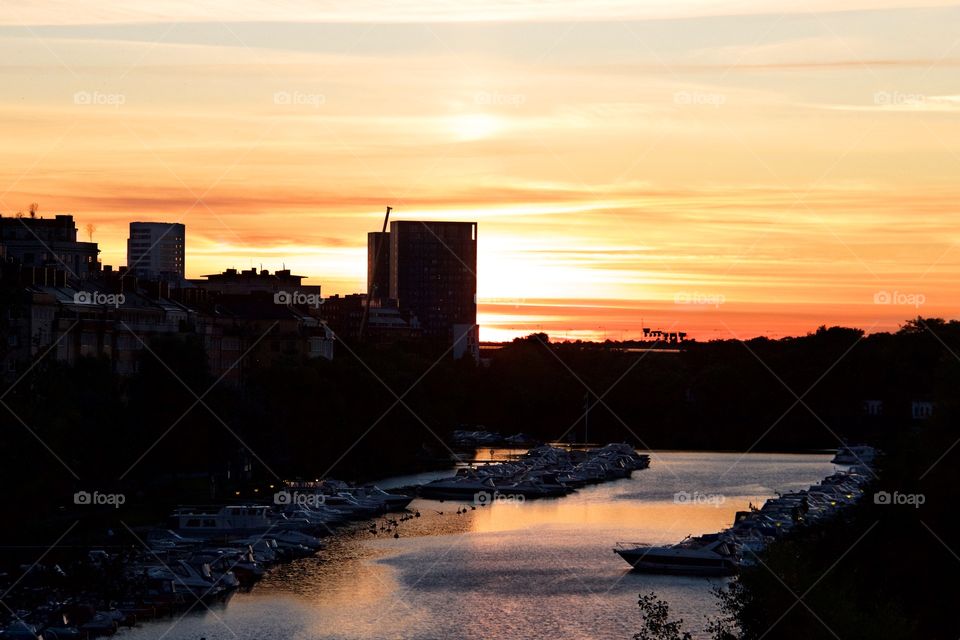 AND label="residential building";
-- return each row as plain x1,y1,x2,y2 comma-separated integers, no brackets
127,222,185,281
0,213,100,277
322,294,420,342
388,220,477,358
191,267,320,299
0,257,333,384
